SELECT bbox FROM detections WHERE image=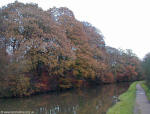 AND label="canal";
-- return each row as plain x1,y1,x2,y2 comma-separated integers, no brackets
0,82,130,114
